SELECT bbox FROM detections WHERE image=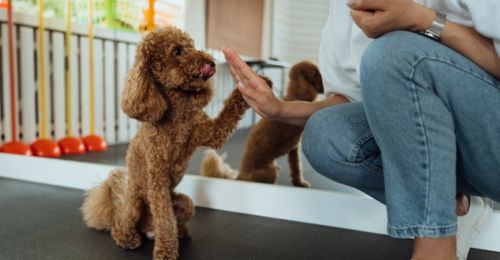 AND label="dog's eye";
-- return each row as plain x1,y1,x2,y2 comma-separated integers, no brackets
173,47,183,56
